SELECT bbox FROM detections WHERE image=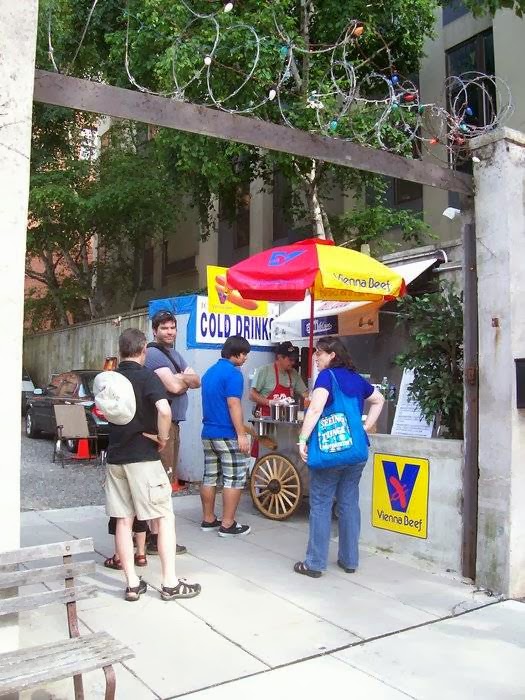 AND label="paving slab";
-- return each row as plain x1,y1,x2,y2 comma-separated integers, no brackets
18,604,156,700
333,601,525,700
17,502,505,699
80,592,267,698
185,655,414,700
